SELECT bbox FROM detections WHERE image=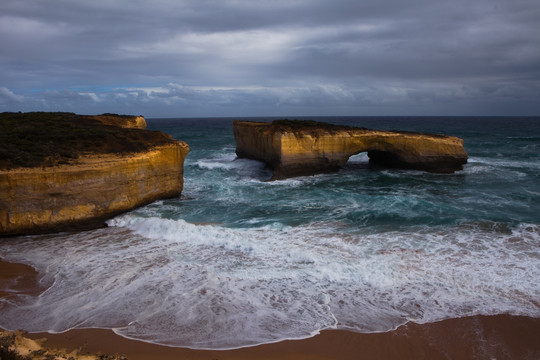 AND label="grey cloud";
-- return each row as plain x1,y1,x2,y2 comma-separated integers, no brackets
0,88,25,109
1,0,539,116
0,87,24,102
5,78,539,118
